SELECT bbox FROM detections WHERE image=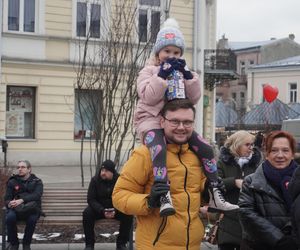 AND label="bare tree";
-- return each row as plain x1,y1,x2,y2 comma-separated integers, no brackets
73,0,159,186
